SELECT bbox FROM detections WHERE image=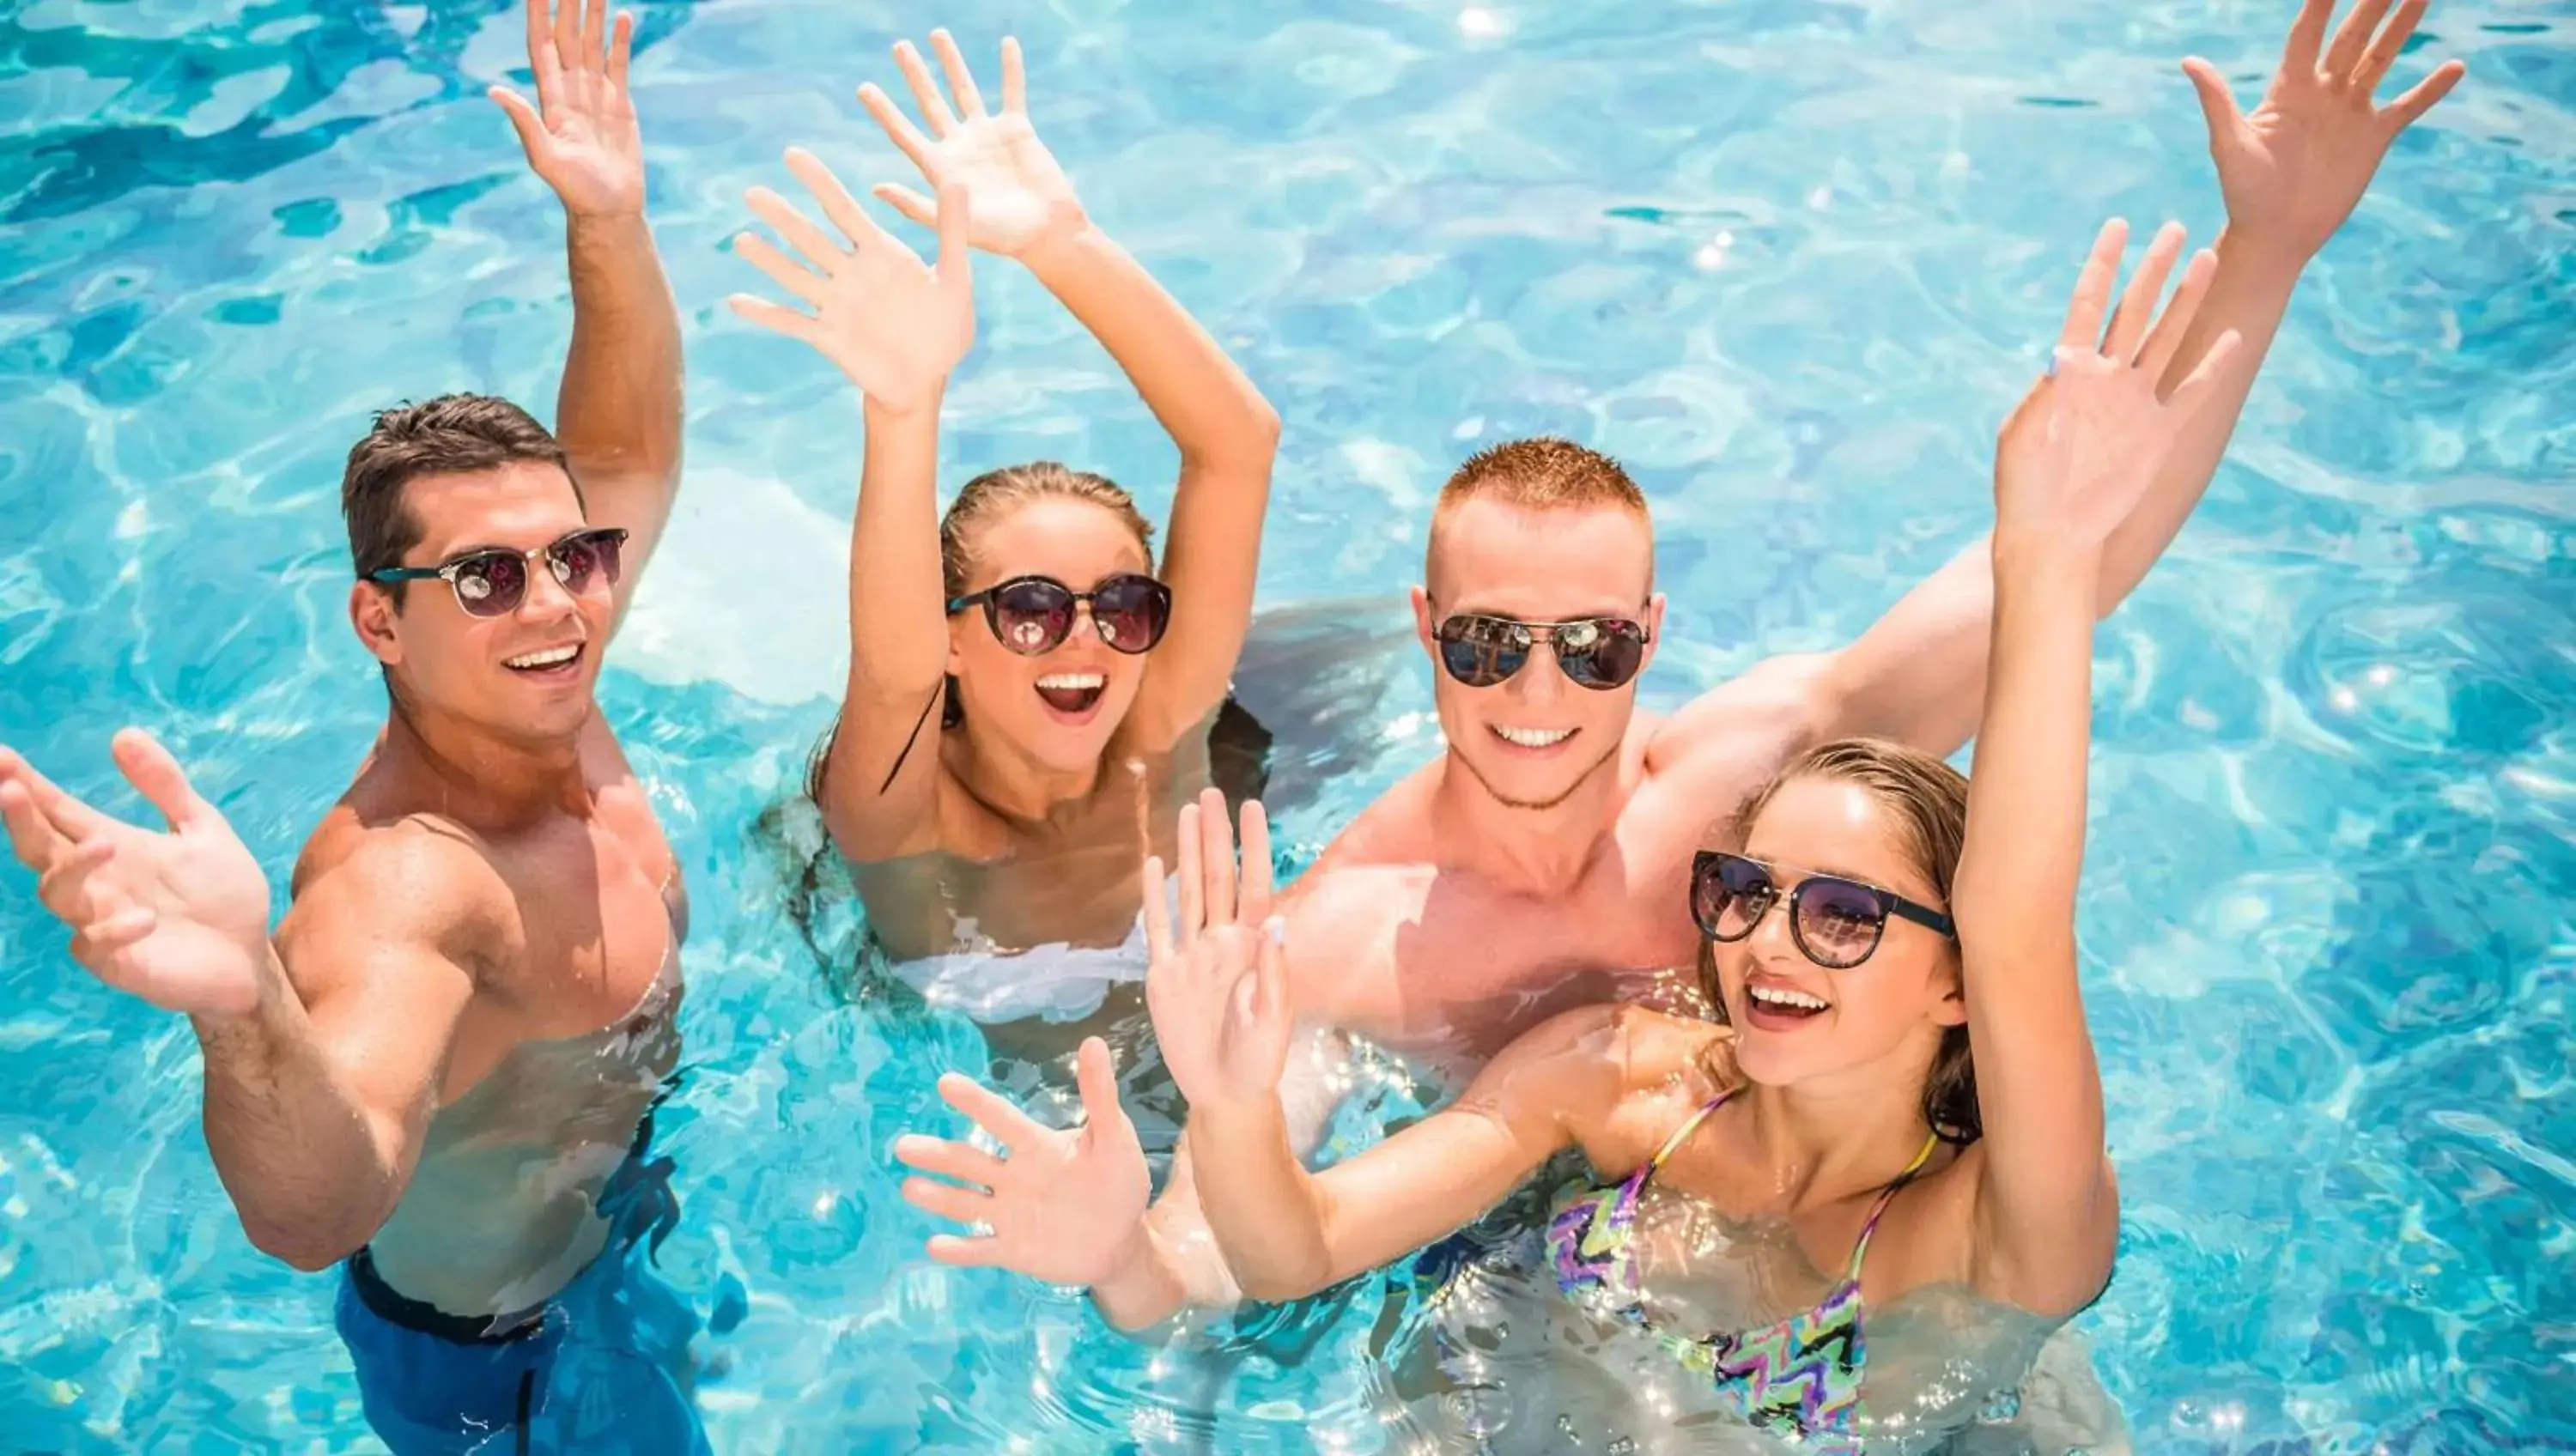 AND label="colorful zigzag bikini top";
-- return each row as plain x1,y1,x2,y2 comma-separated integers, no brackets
1546,1089,1940,1453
